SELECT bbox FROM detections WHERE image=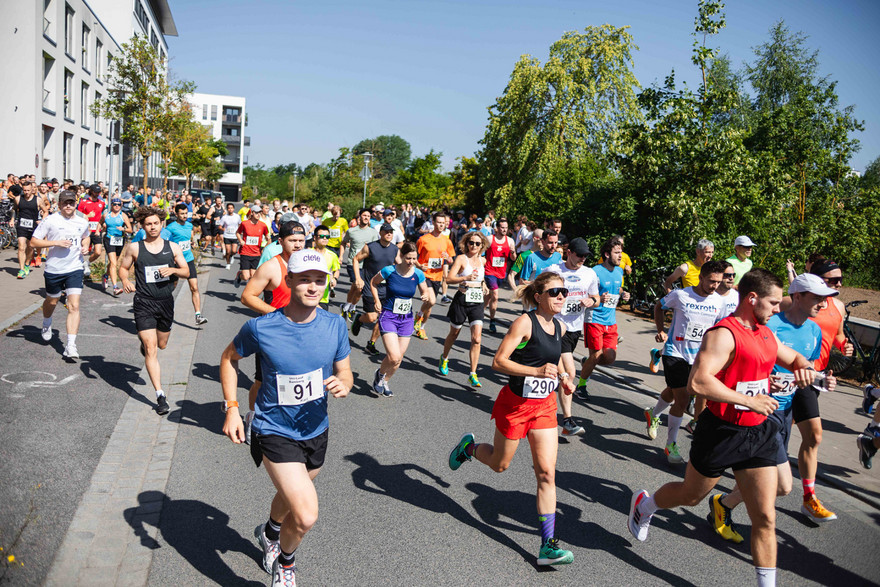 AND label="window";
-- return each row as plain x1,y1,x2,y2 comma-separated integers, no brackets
63,133,72,179
42,126,54,177
210,105,217,121
81,82,89,127
134,1,149,32
43,0,56,42
106,52,112,82
94,91,101,132
95,40,102,78
63,69,73,119
81,139,88,180
42,52,56,113
202,104,207,120
150,29,158,49
65,5,74,56
94,144,101,181
81,24,90,69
